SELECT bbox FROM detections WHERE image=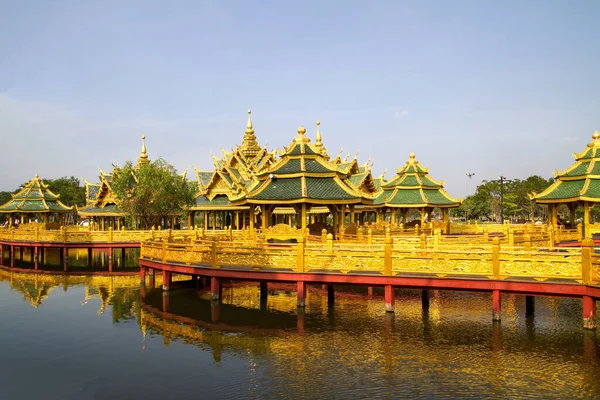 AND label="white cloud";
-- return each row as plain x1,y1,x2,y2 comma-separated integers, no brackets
394,110,409,118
